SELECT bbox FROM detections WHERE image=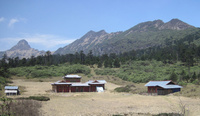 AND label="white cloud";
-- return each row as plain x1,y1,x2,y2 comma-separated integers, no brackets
8,18,19,27
0,33,76,51
0,17,5,22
